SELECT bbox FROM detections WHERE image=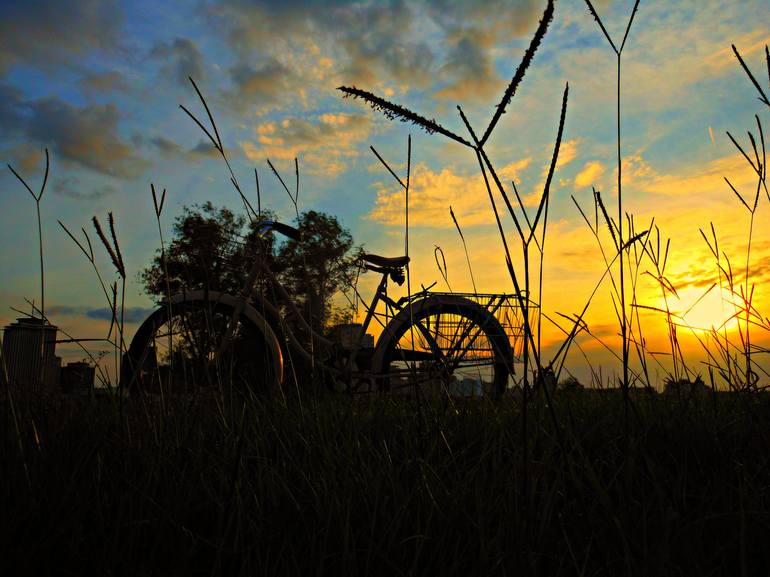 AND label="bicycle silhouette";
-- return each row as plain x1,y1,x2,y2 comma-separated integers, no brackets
121,219,525,399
